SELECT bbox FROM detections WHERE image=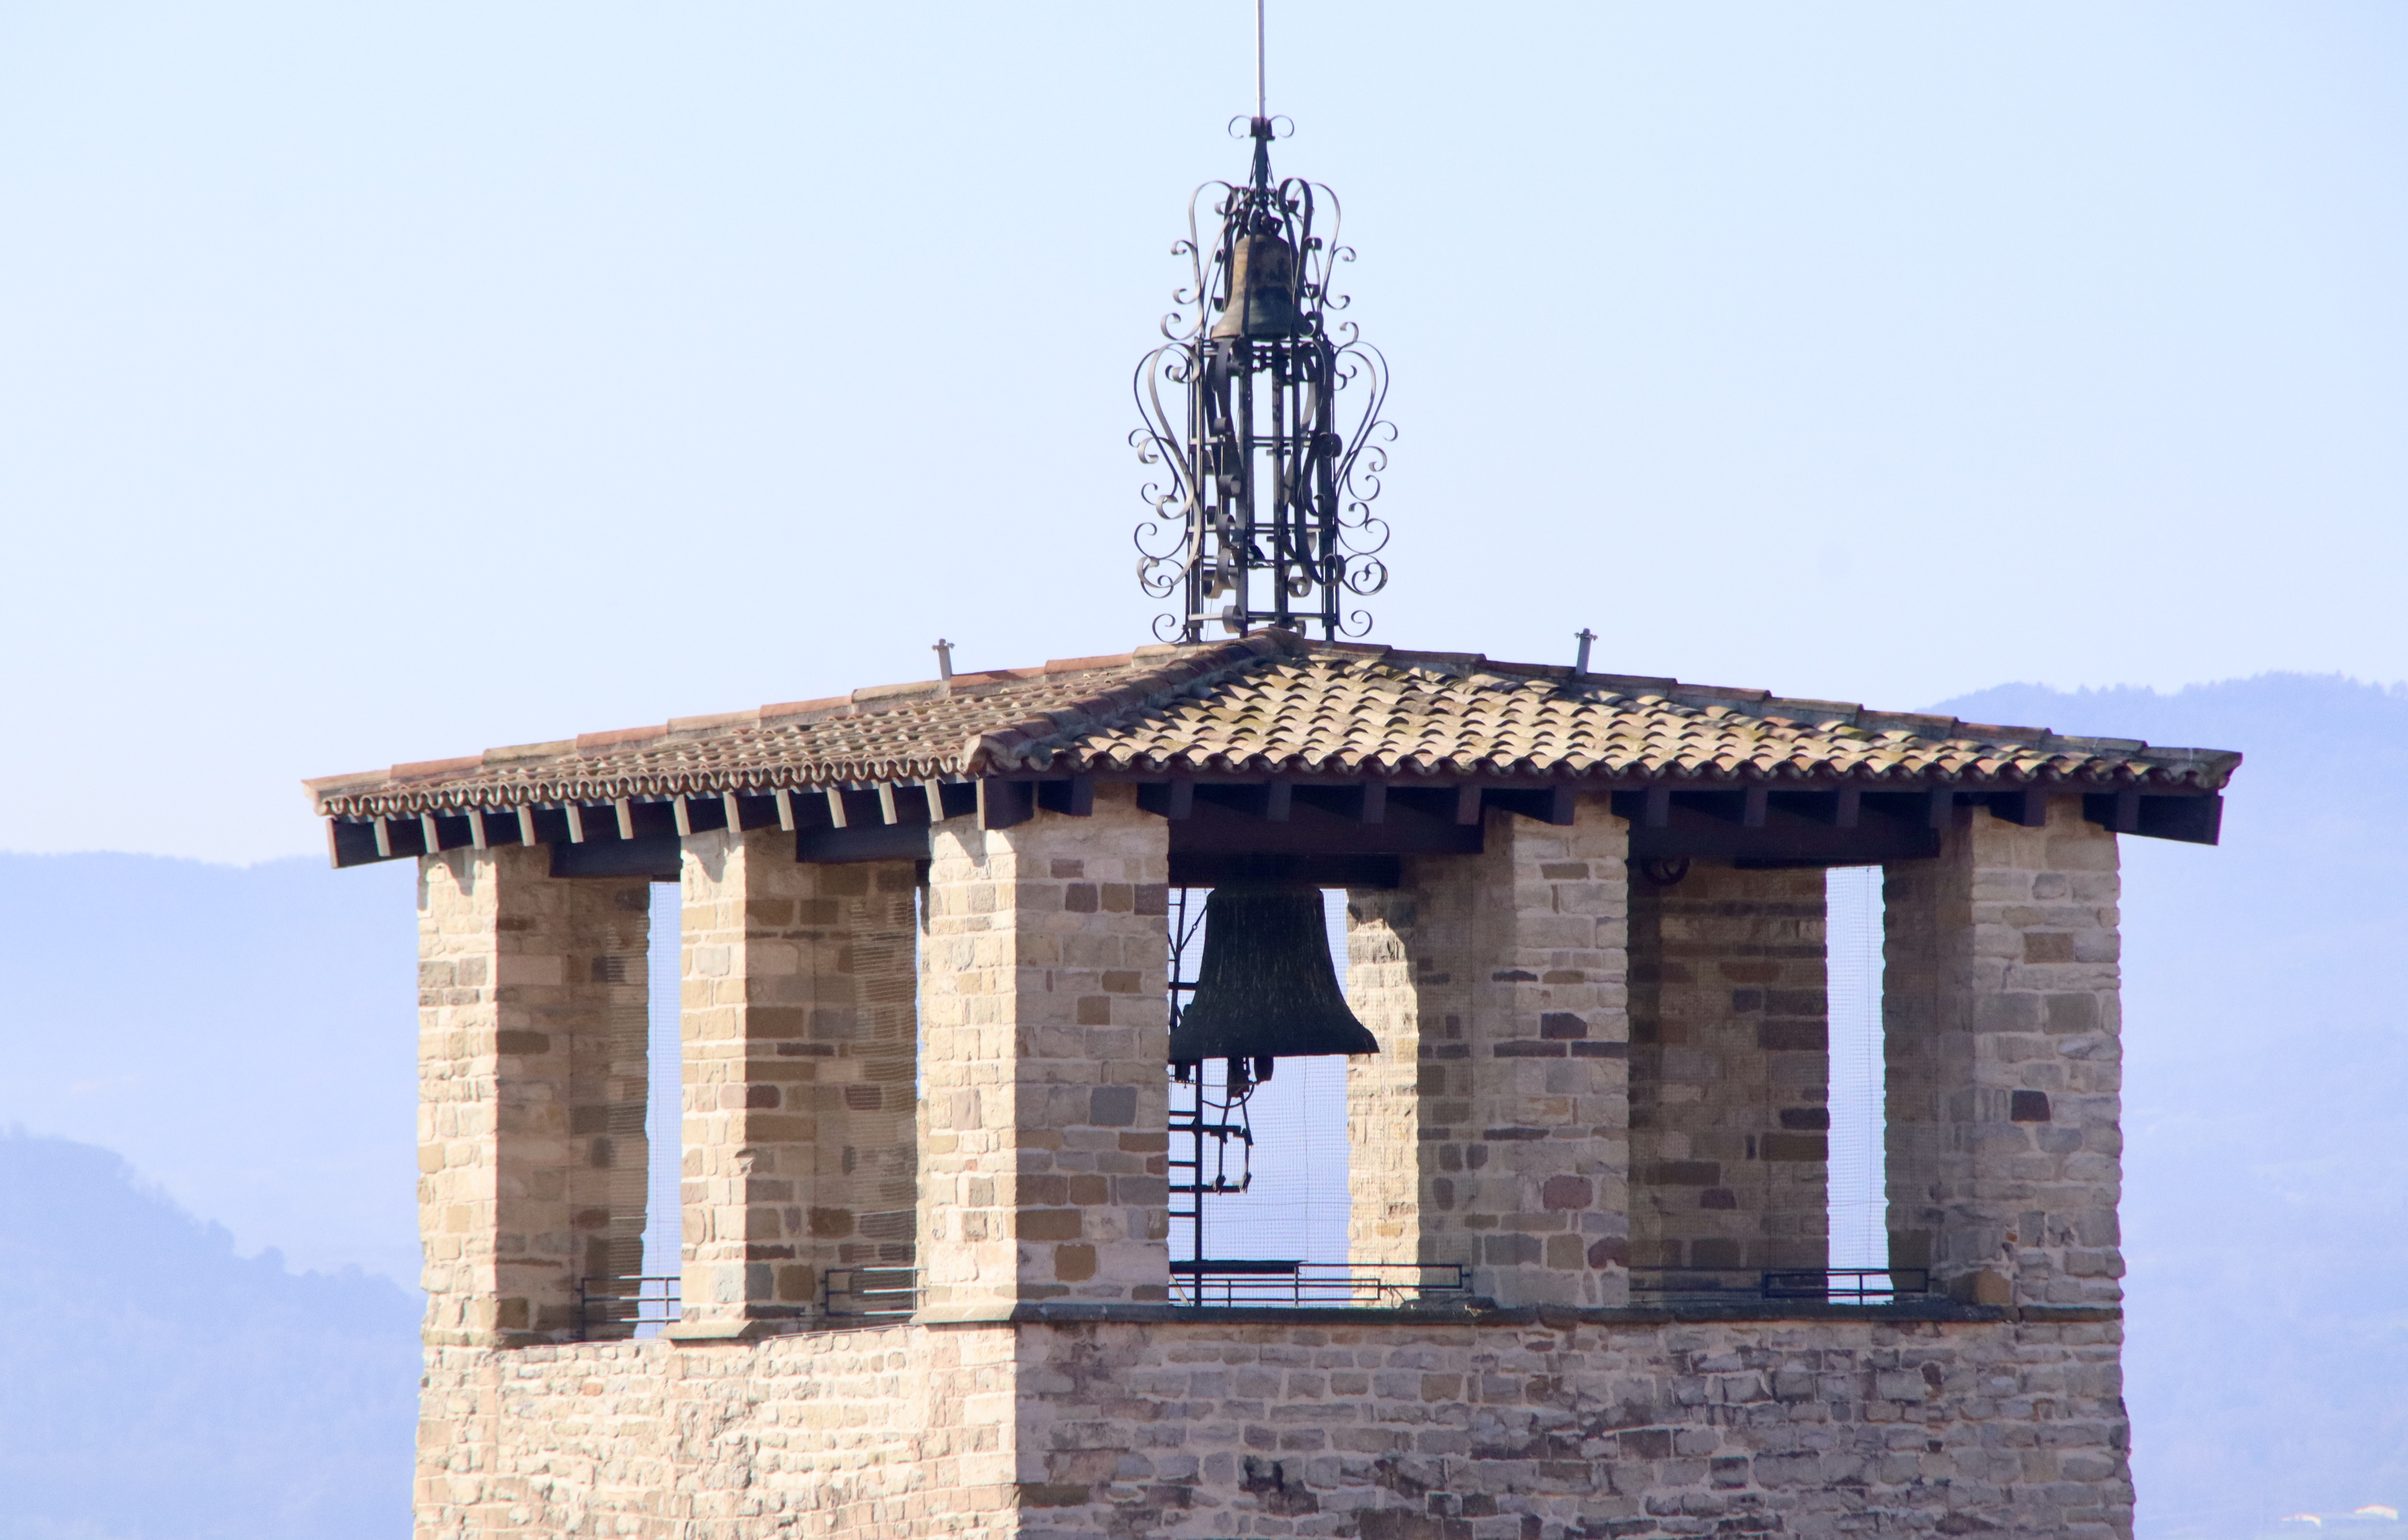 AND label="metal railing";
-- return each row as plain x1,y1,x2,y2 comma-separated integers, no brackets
574,1259,1489,1327
575,1274,682,1338
567,1262,1927,1330
823,1266,919,1321
1628,1266,1931,1305
1171,1259,1471,1308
